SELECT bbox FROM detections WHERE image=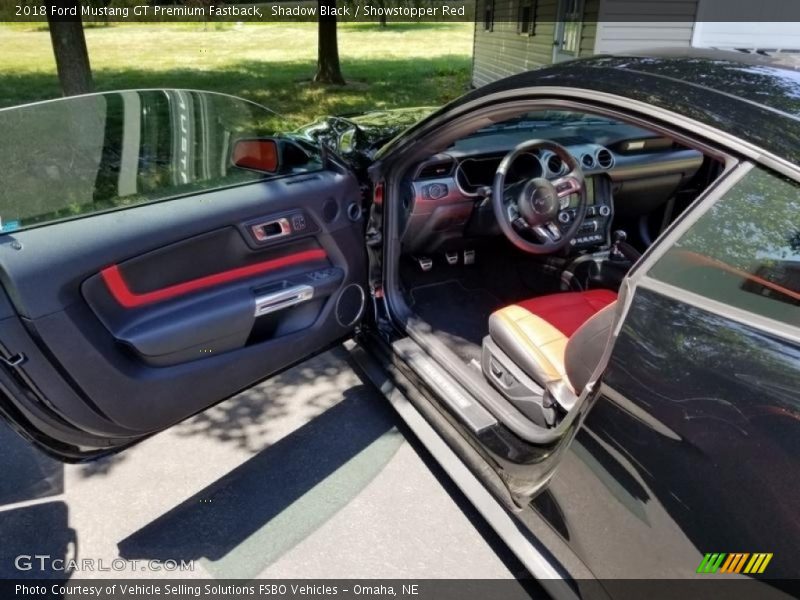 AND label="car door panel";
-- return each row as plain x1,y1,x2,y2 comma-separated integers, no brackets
539,287,800,580
83,229,335,366
0,167,367,452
